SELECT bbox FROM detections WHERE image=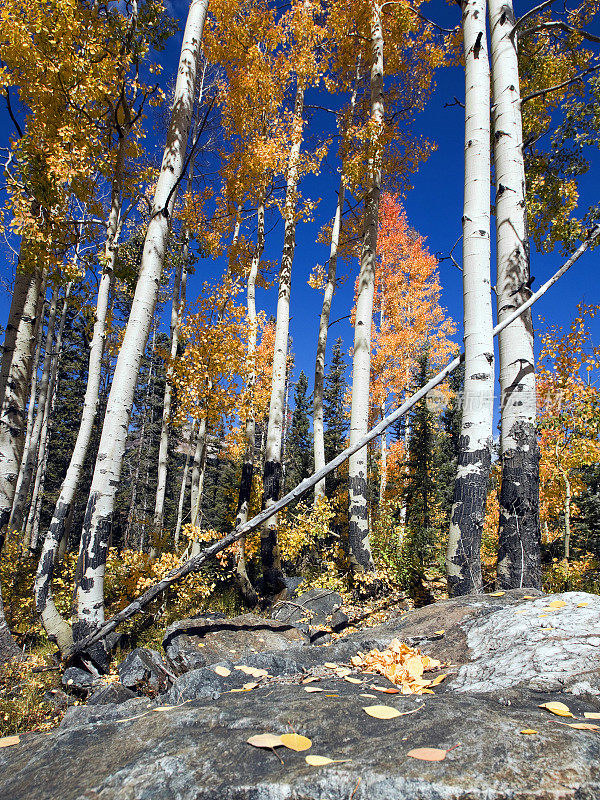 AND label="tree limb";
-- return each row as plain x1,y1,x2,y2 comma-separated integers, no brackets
71,225,600,657
521,64,600,105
